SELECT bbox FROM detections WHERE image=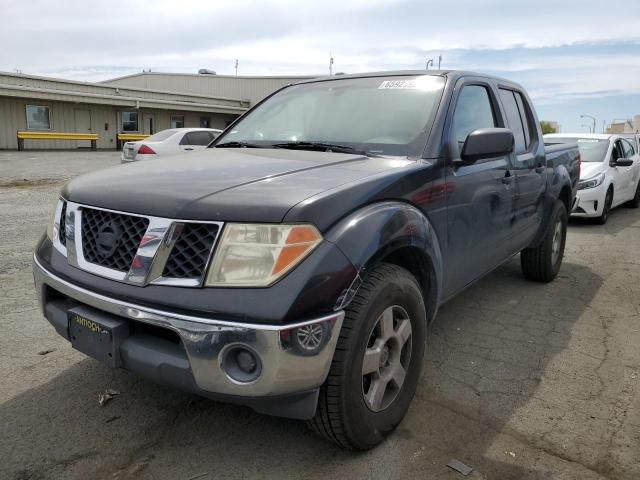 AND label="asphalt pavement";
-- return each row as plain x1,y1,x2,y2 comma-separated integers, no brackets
1,151,638,479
